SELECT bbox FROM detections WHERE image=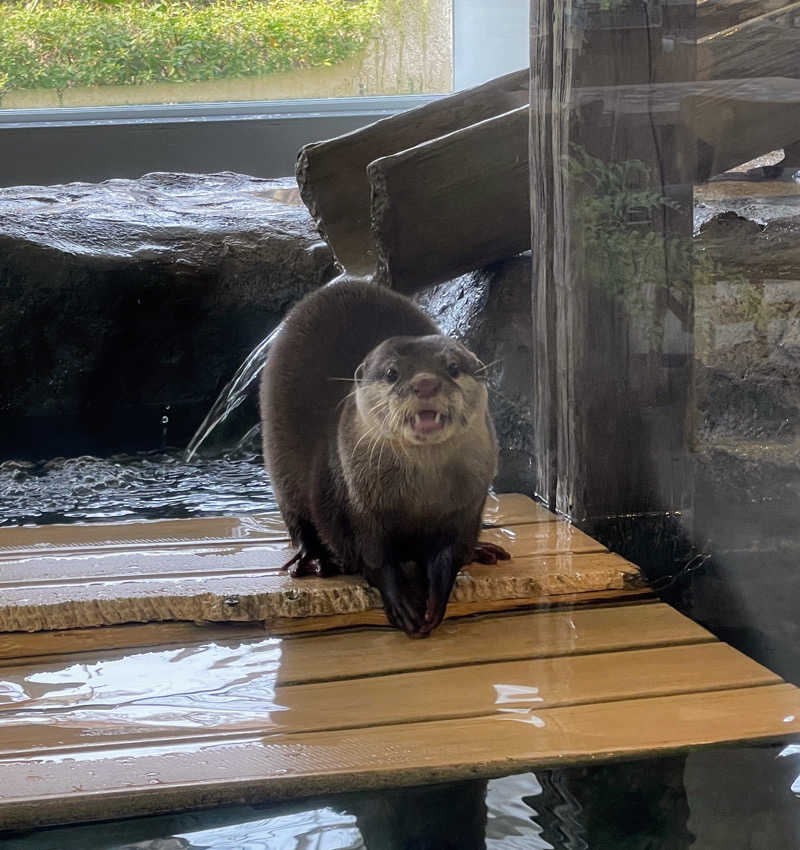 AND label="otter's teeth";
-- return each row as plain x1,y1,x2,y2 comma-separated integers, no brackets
435,412,443,424
413,413,421,428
